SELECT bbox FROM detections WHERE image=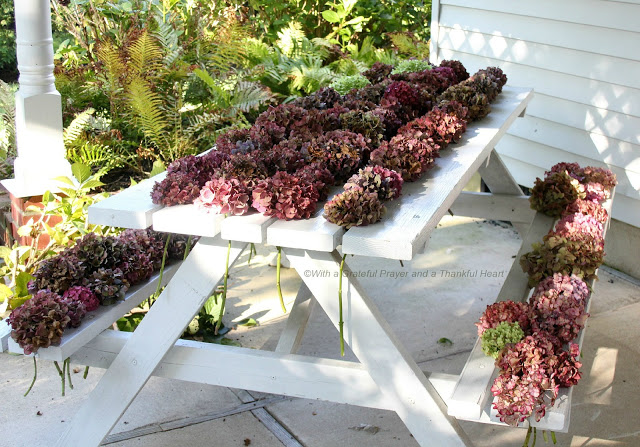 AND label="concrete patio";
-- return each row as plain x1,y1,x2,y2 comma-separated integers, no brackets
1,215,638,447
